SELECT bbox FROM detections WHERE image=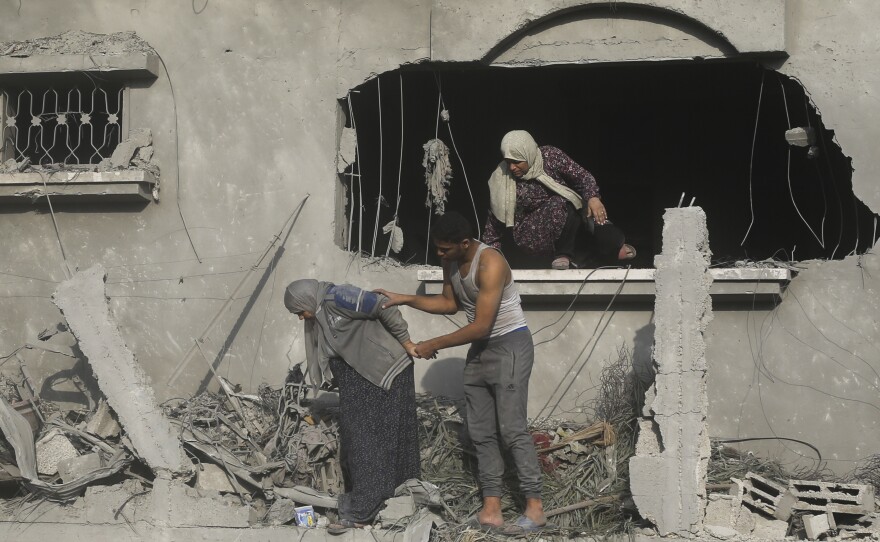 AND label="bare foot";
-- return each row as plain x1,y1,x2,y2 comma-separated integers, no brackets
524,497,546,526
477,496,504,527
